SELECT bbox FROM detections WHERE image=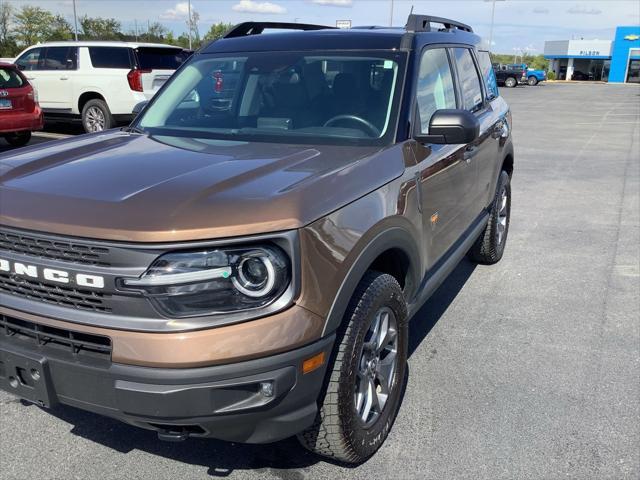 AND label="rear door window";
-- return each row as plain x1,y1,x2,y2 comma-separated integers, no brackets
0,67,25,88
88,47,133,69
135,48,185,70
15,48,44,71
453,48,484,111
477,51,499,100
41,47,78,70
416,48,457,134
